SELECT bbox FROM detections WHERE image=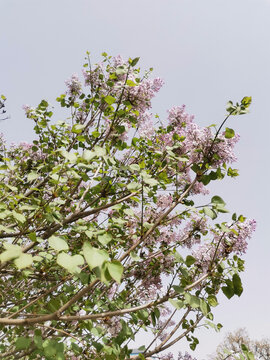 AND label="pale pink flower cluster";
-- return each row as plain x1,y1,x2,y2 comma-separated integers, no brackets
157,194,174,210
227,219,257,254
65,74,82,97
177,352,197,360
81,55,164,140
162,105,240,169
176,170,209,196
107,283,118,300
82,63,105,89
132,252,175,302
112,54,125,67
192,219,256,269
158,352,197,360
156,307,176,342
104,316,122,337
10,141,46,162
22,104,32,117
127,76,164,113
159,352,174,360
80,55,163,141
137,274,163,301
138,112,155,138
180,213,208,249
